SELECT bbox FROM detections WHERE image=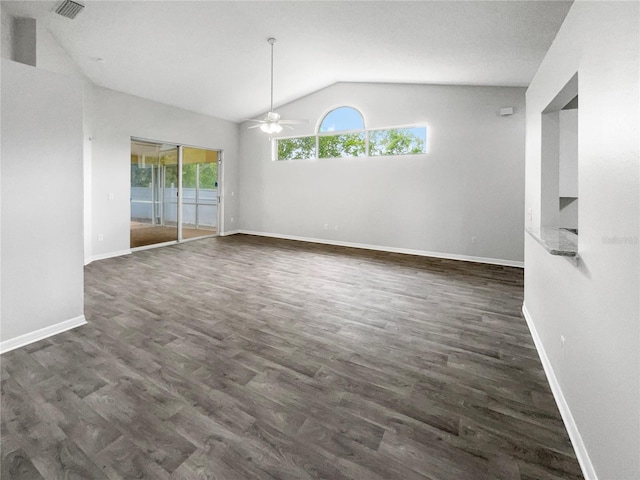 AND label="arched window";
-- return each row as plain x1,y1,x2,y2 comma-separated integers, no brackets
318,107,366,158
319,107,365,133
